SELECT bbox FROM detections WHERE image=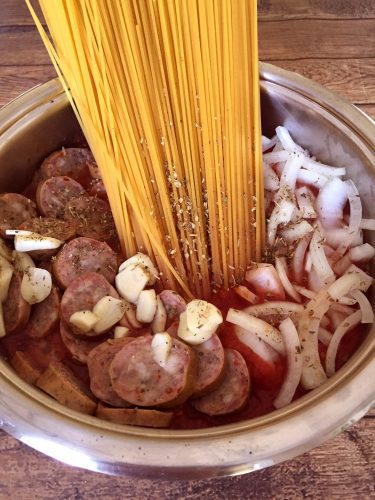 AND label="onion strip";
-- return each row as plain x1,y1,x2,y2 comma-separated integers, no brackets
349,290,374,323
275,256,301,302
234,326,279,363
